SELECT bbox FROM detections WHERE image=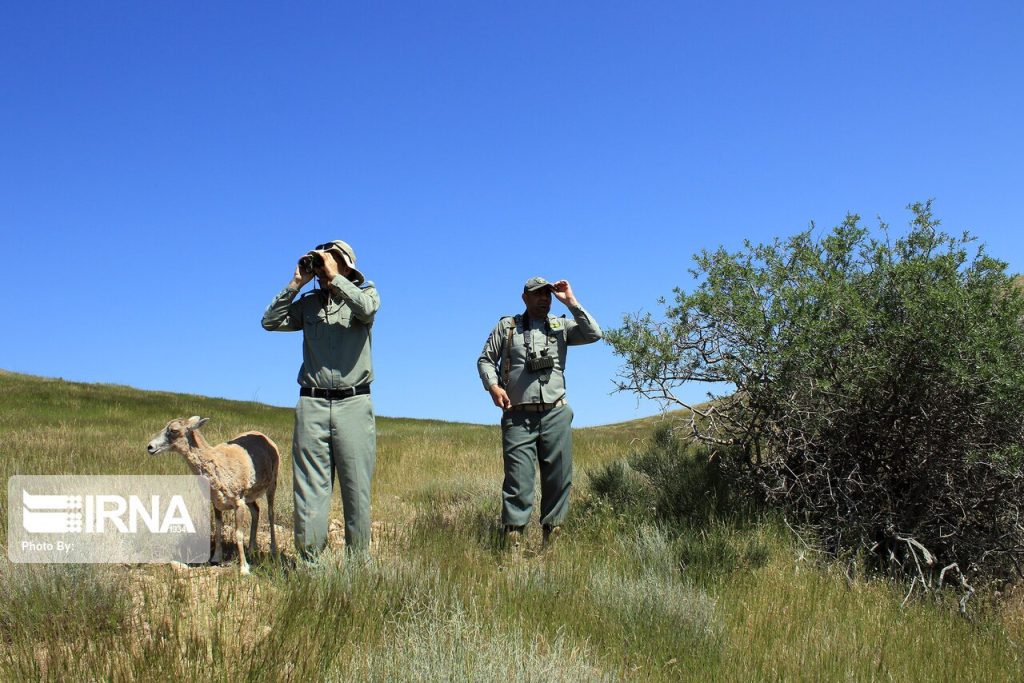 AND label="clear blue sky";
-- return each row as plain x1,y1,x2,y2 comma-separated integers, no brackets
2,2,1022,427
